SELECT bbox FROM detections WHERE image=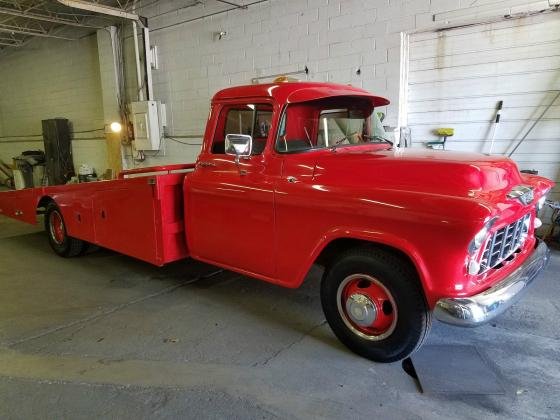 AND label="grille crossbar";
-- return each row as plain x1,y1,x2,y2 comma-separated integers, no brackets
479,214,530,273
